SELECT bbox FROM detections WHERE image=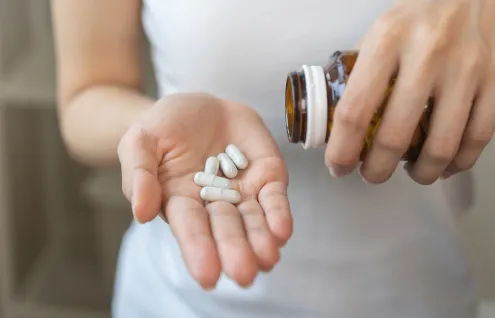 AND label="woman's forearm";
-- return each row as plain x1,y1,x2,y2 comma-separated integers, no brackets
51,0,148,167
60,85,154,167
